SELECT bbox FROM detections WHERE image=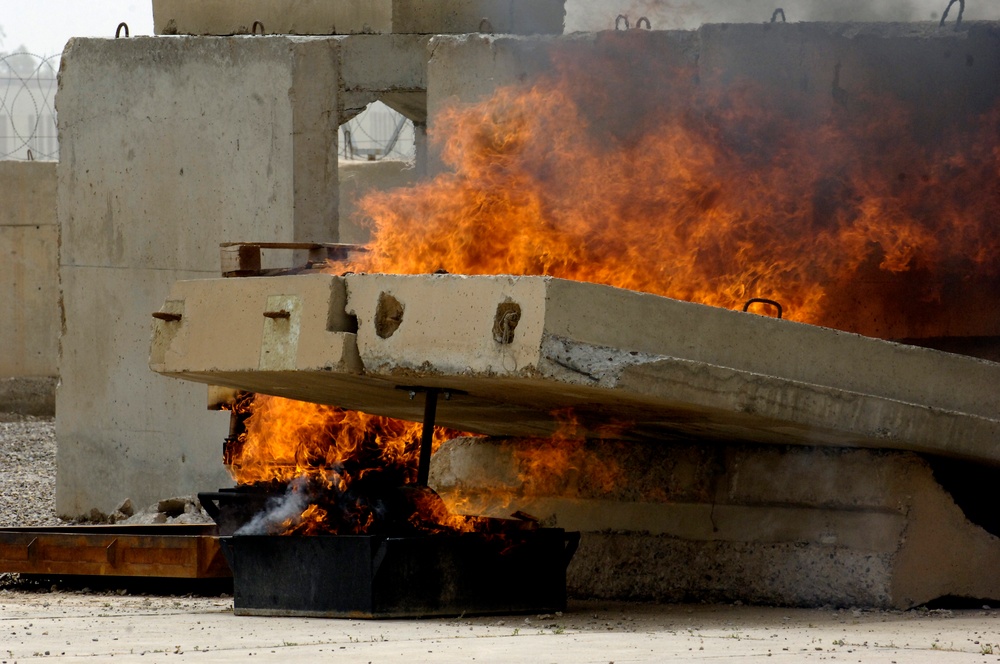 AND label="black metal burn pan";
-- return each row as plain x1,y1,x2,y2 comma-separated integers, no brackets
220,529,579,618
